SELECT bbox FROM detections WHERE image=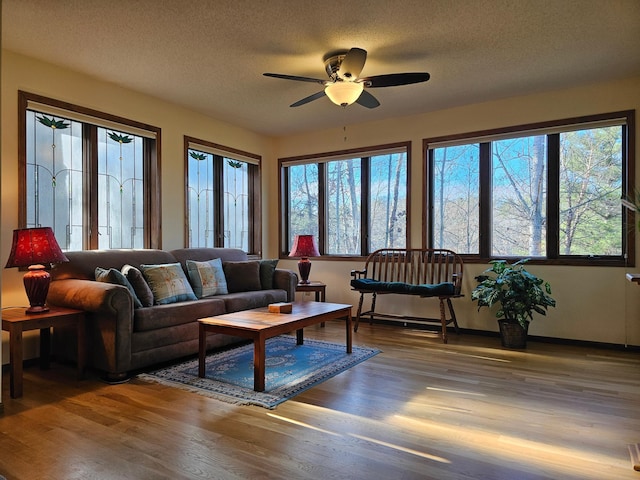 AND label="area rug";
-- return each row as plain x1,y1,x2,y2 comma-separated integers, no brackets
138,336,380,409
